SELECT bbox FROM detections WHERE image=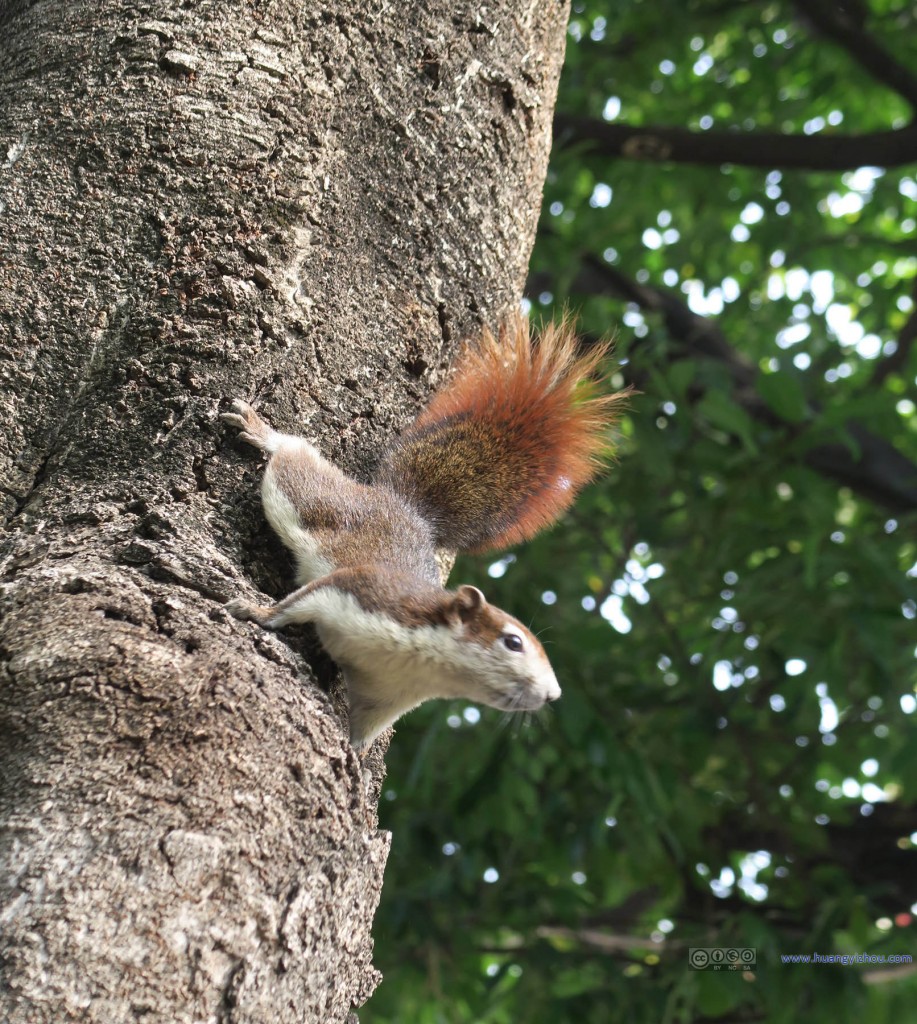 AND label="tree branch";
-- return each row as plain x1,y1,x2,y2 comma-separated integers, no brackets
552,114,917,171
535,925,659,953
555,2,917,173
793,0,917,110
